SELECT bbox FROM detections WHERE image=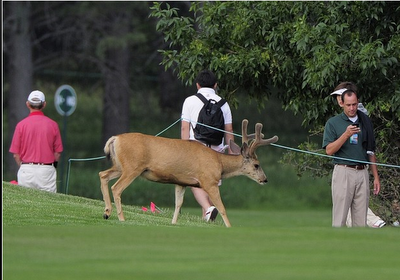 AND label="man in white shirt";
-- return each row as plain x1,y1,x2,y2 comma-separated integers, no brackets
181,70,234,222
